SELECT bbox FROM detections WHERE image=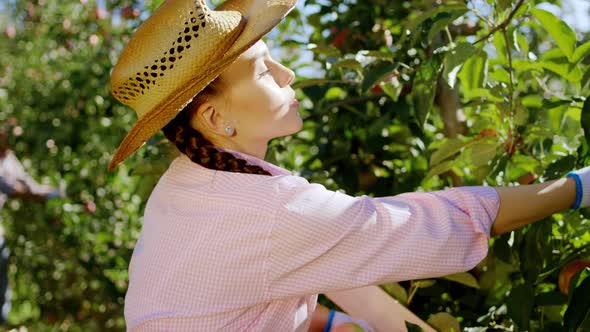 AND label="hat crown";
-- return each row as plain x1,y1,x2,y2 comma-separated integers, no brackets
110,0,245,117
